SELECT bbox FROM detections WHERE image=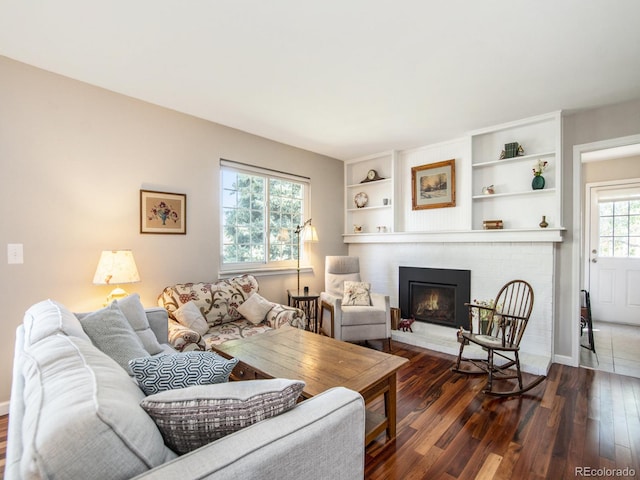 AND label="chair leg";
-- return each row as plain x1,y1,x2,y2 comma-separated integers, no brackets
514,350,523,390
485,348,494,393
454,340,465,371
319,301,335,338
